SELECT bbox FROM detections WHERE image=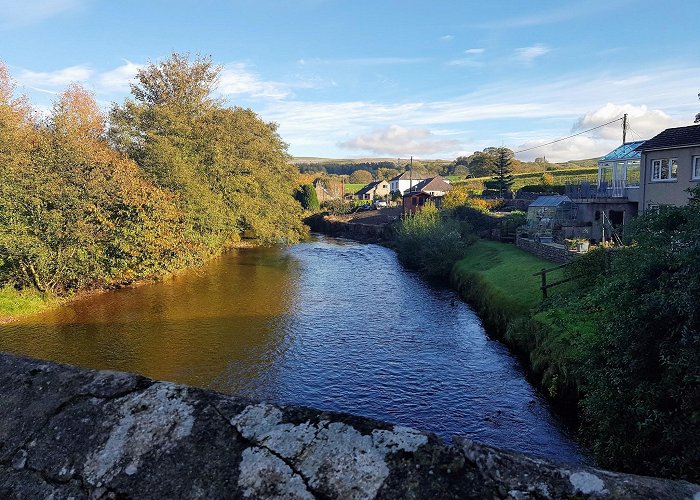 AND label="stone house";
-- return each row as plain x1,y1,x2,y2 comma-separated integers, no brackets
637,124,700,211
354,180,391,201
